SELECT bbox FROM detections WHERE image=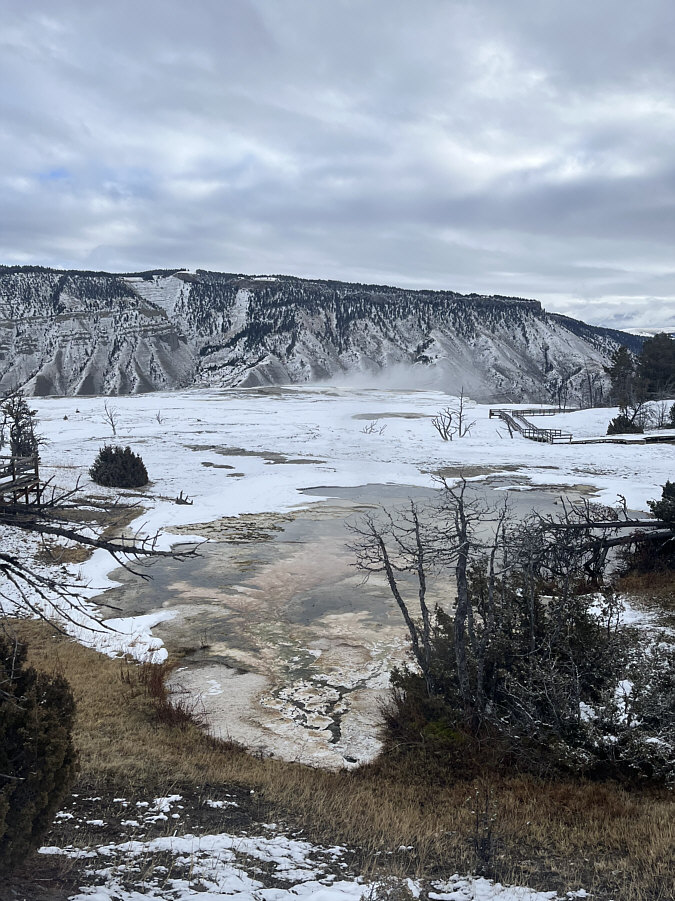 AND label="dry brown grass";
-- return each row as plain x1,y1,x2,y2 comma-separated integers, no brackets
615,568,675,610
36,542,92,565
7,618,675,901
